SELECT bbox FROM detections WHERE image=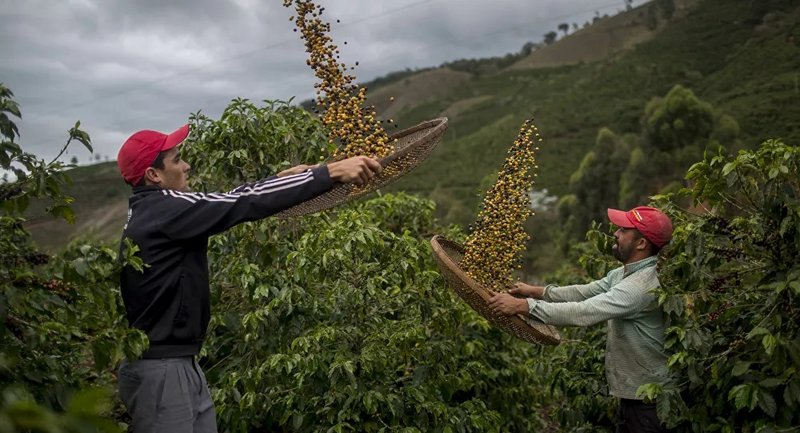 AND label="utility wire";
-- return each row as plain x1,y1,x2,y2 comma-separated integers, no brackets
28,0,441,120
29,0,626,121
105,1,628,122
27,0,633,154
